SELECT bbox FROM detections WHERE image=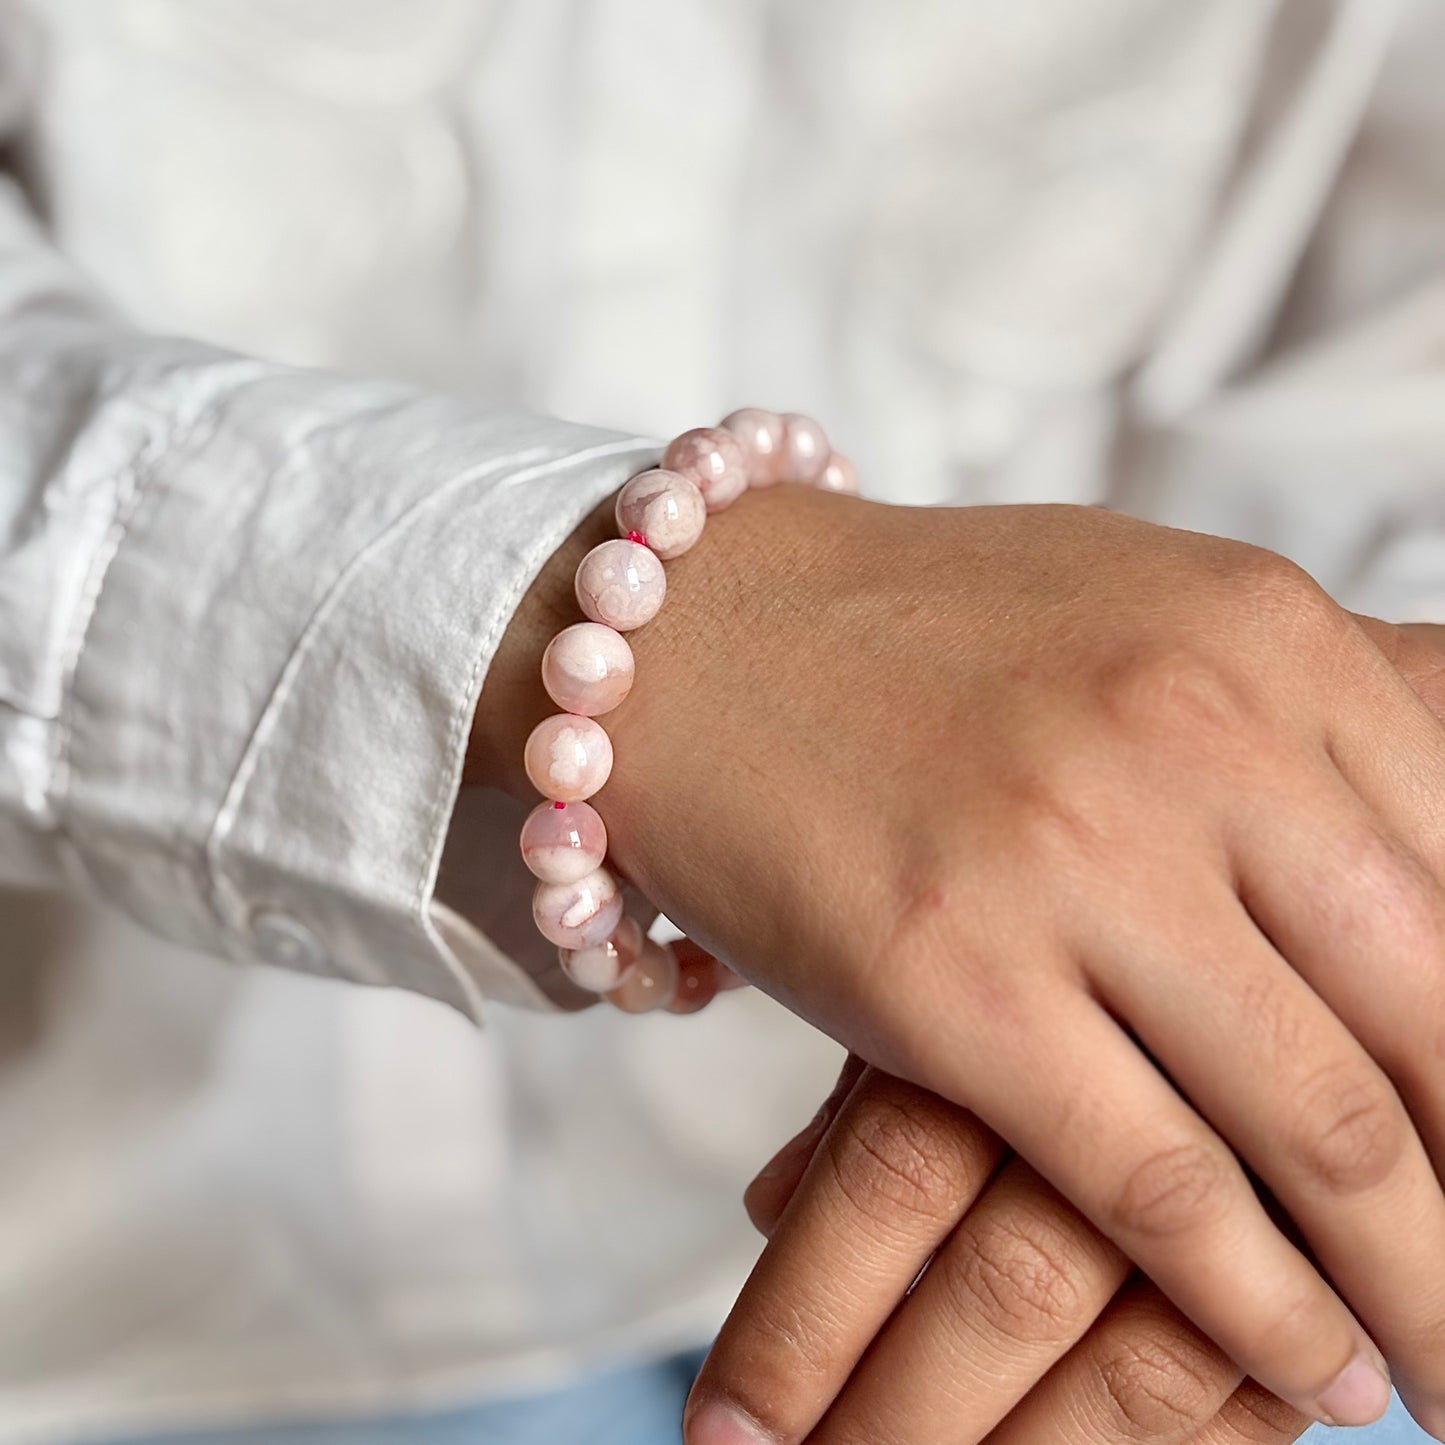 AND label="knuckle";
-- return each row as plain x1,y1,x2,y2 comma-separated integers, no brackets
1341,827,1442,961
1289,1060,1407,1196
708,1293,840,1432
1096,643,1250,746
1234,548,1354,658
1110,1142,1232,1240
1215,1383,1310,1443
1250,1276,1341,1377
1095,1329,1225,1438
822,1094,958,1228
946,1208,1084,1342
1231,547,1328,619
